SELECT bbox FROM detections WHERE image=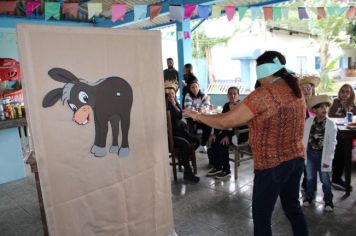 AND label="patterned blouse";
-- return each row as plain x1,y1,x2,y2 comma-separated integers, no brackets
243,82,306,170
308,118,326,151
